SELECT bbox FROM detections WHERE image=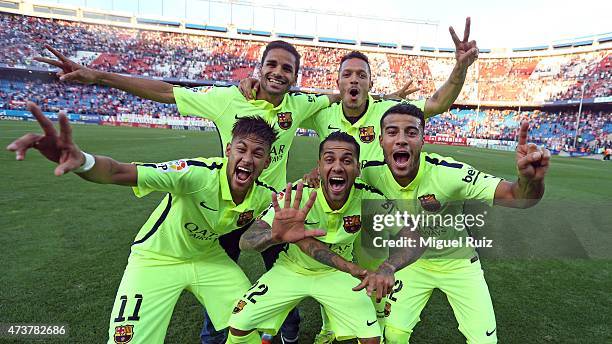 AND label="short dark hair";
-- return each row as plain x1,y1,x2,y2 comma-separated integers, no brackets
261,40,300,75
319,131,360,160
380,103,425,132
232,116,278,150
339,51,371,74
